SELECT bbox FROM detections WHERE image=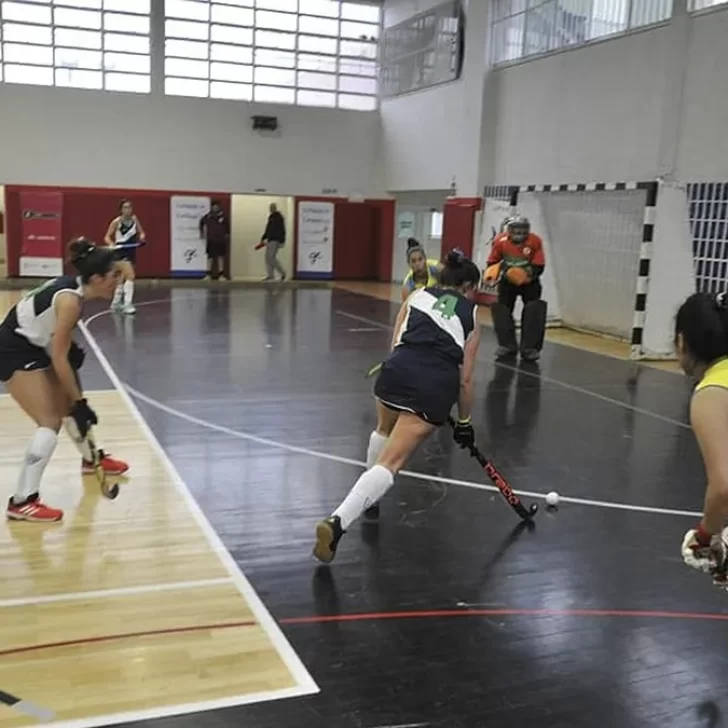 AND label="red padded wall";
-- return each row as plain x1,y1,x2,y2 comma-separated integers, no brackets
441,197,483,260
5,185,231,277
